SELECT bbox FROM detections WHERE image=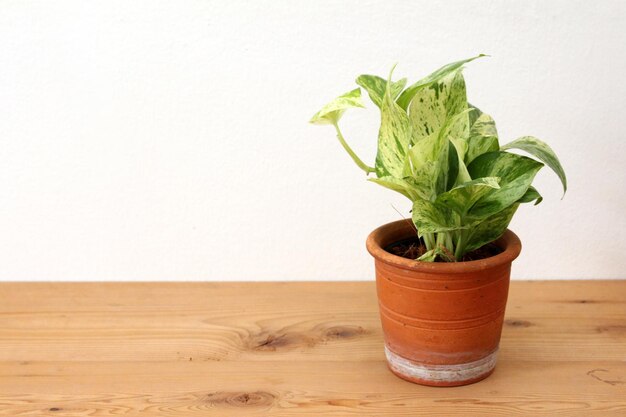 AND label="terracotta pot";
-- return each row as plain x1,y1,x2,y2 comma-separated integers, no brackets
366,219,522,387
